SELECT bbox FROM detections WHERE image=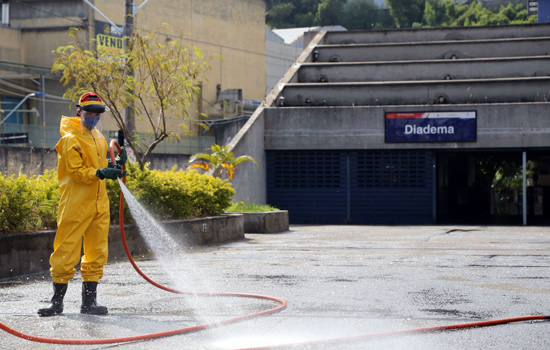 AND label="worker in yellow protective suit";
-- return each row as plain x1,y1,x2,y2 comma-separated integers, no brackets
38,92,127,317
